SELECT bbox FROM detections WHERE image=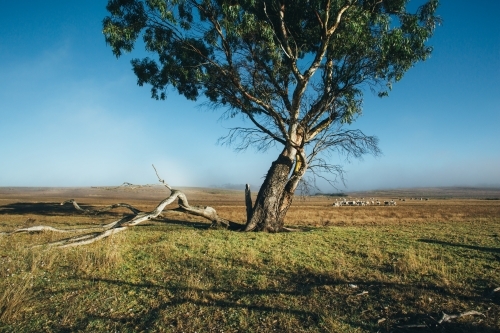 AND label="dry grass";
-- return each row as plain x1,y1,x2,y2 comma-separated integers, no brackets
285,196,500,227
0,187,499,332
